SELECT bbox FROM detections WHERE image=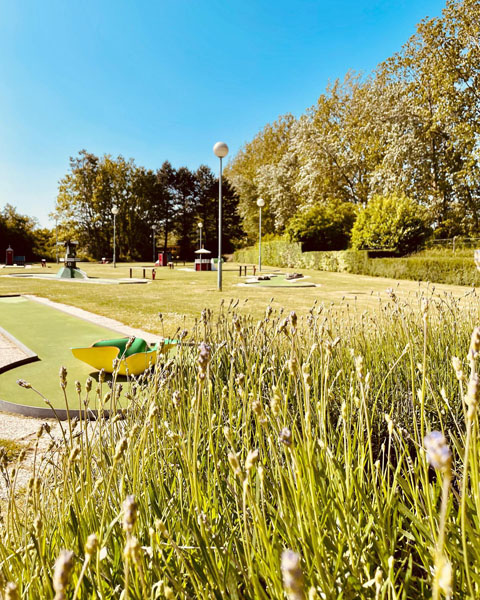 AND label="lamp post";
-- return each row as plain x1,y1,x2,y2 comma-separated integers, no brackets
213,141,229,291
55,217,59,264
152,224,157,263
198,222,203,250
112,206,119,268
257,198,265,272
